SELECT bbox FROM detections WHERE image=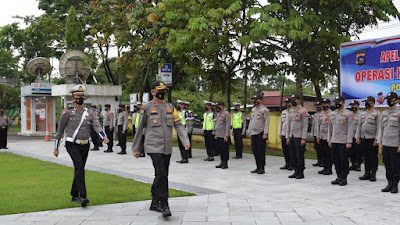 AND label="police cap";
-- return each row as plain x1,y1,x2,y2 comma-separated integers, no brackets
314,101,321,106
349,100,360,105
291,94,300,100
252,95,263,100
362,96,375,102
334,95,345,102
385,92,398,99
216,101,225,107
69,85,86,96
151,80,168,91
